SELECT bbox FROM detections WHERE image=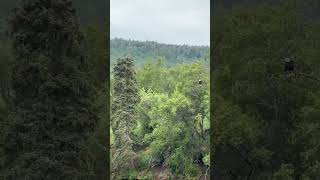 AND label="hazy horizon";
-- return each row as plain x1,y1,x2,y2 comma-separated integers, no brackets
111,37,210,47
111,0,210,46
